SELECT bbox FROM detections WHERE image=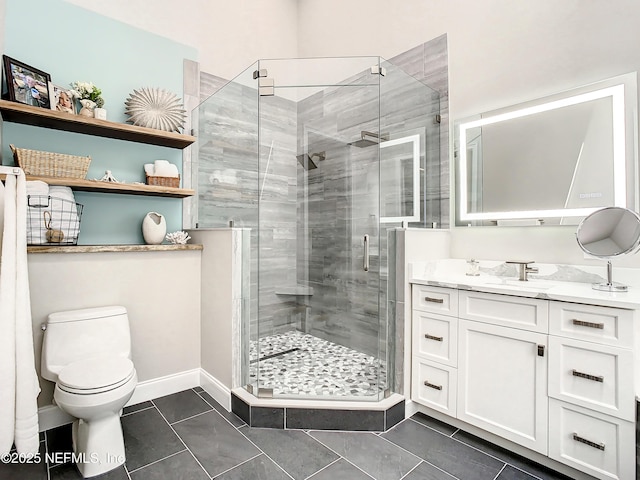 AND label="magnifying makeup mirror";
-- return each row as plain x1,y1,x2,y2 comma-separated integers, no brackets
576,206,640,291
